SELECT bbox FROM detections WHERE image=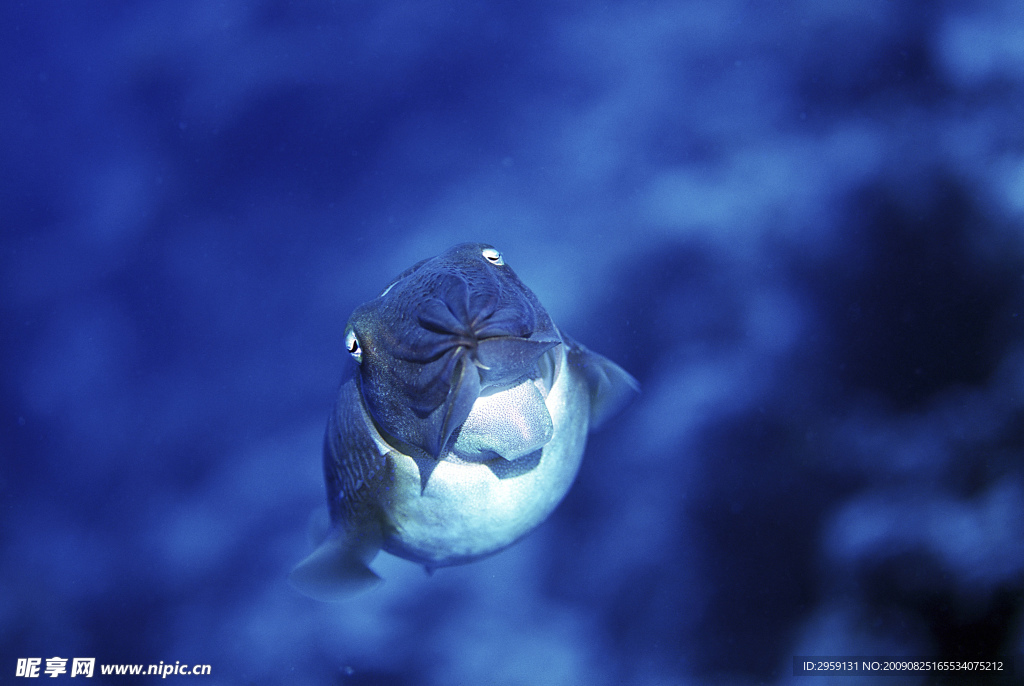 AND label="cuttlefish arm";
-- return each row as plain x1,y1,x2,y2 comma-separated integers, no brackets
351,249,560,459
